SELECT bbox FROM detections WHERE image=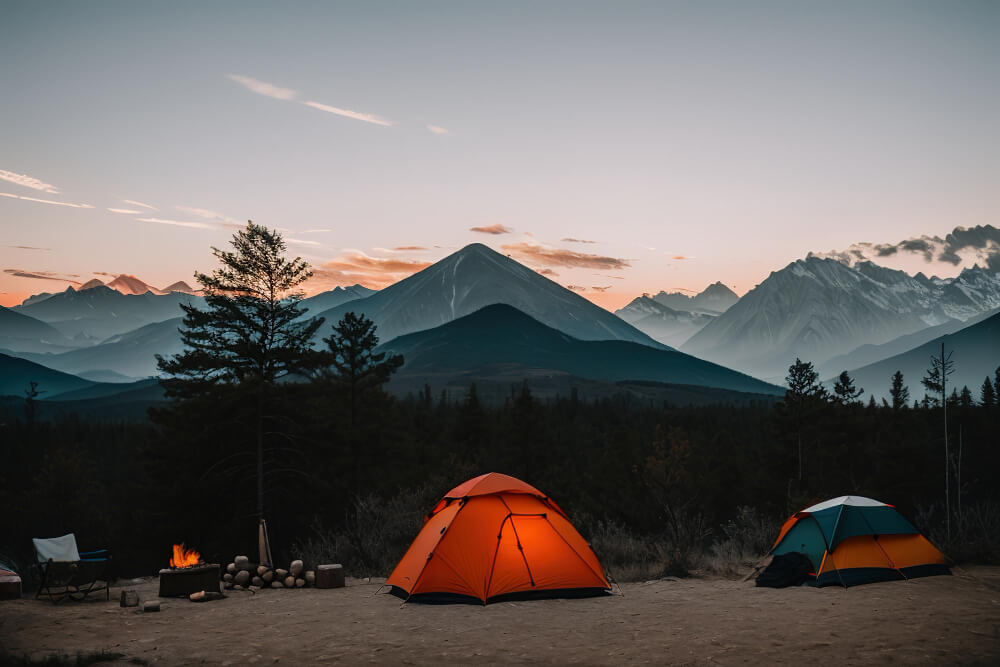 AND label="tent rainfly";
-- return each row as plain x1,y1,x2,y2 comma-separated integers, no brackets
387,472,611,604
770,495,950,587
